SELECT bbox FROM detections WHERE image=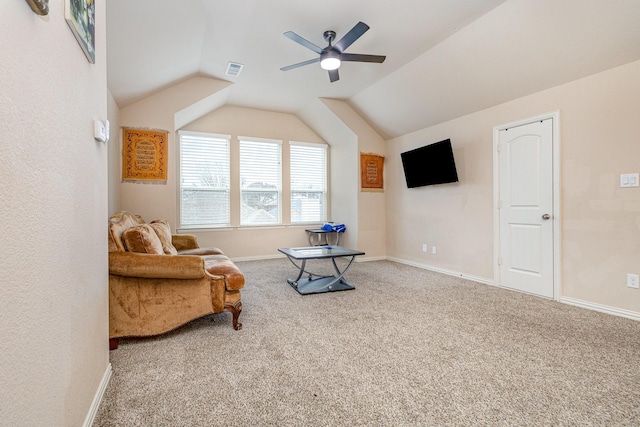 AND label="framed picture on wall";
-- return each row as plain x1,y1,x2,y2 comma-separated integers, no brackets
360,152,385,192
122,128,169,183
65,0,95,63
